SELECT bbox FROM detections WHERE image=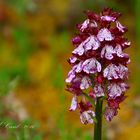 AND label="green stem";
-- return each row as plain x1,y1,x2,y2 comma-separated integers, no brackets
94,97,103,140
